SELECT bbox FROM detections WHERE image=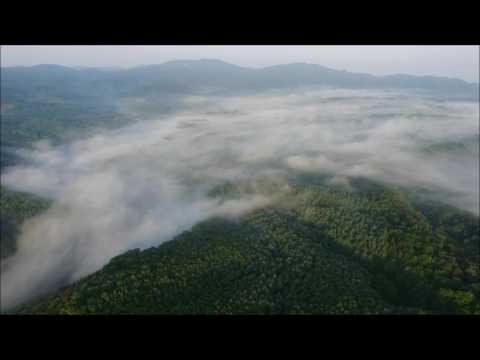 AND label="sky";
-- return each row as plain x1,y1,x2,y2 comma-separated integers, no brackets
1,45,479,82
